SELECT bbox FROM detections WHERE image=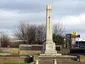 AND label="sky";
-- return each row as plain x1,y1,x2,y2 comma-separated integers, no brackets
0,0,85,38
